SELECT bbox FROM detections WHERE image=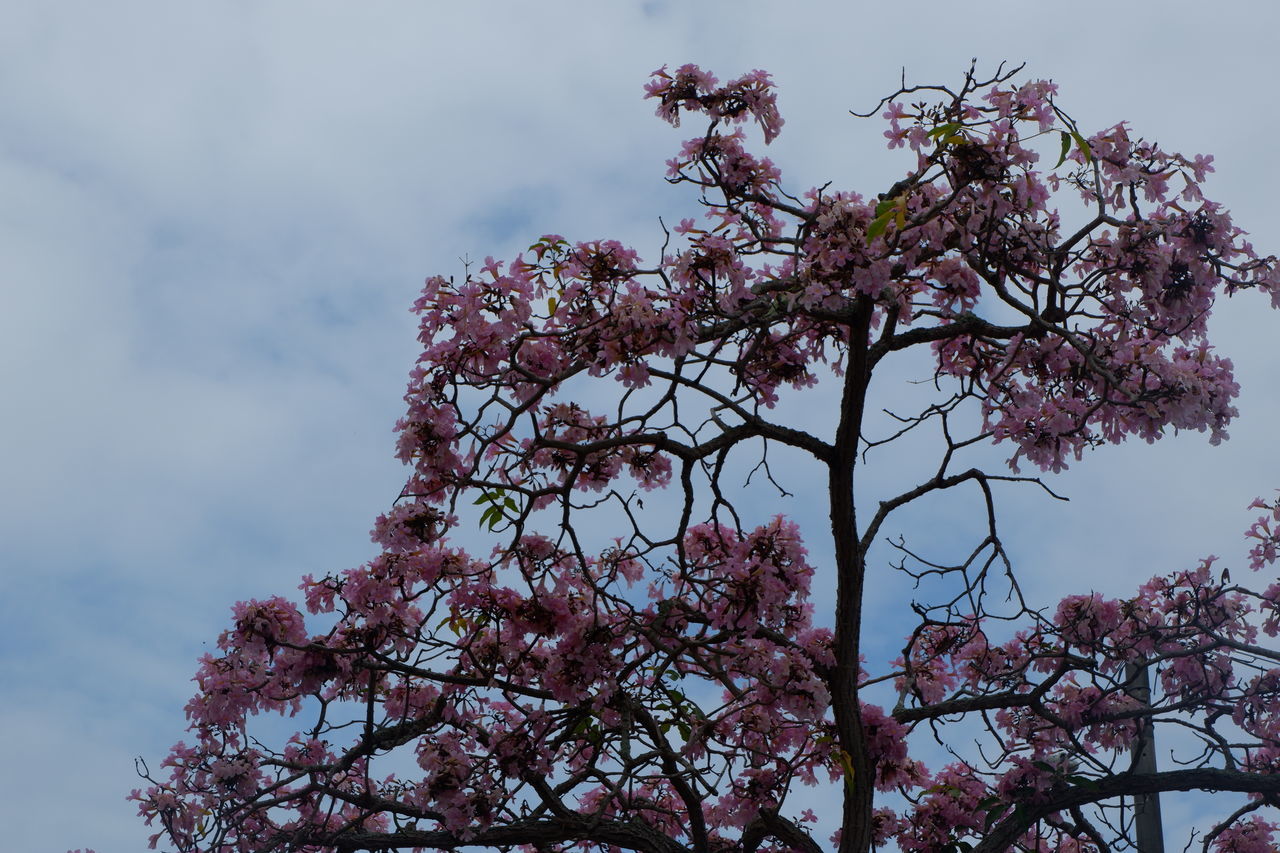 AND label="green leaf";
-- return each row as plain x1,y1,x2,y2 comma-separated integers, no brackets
547,296,558,314
983,801,1012,830
927,122,963,140
866,208,894,243
1054,131,1071,168
1067,774,1099,790
837,749,857,791
925,783,964,797
571,717,604,744
1070,129,1093,163
479,506,502,530
438,608,467,636
474,488,521,529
